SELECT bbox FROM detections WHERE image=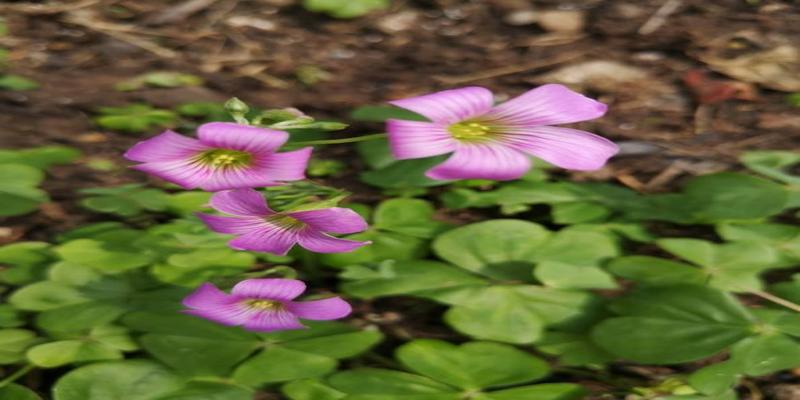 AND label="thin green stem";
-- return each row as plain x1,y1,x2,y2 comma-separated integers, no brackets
0,364,34,388
288,133,387,146
749,290,800,313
